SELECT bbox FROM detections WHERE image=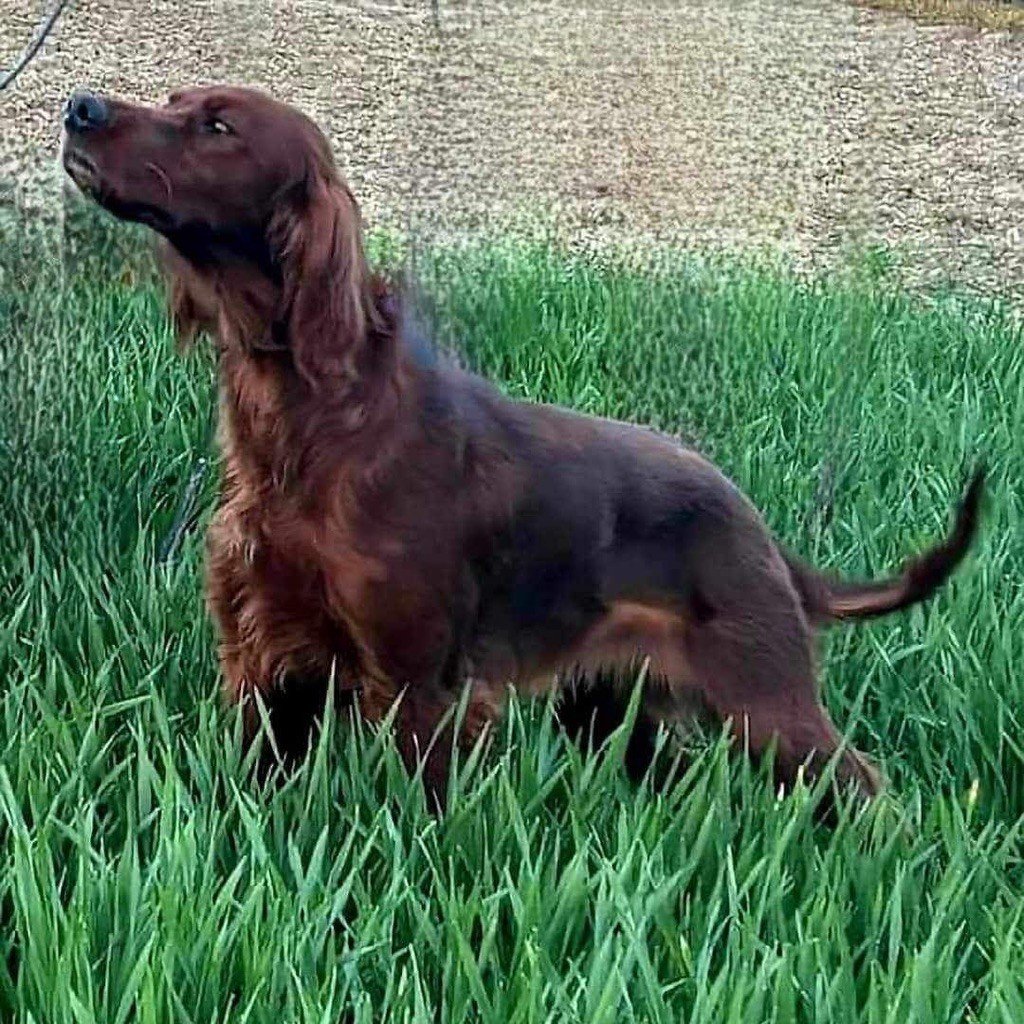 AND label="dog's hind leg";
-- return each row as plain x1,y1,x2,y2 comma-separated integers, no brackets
678,558,883,802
